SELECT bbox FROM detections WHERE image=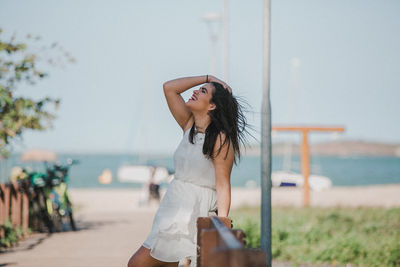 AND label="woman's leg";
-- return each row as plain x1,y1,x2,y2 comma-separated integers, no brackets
127,246,178,267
